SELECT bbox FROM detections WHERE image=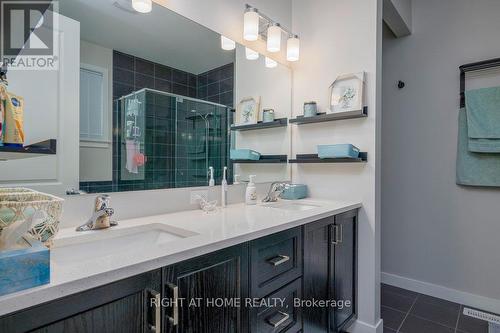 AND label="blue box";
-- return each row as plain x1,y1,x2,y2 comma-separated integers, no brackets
317,144,360,159
230,149,261,161
281,184,308,200
0,237,50,296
